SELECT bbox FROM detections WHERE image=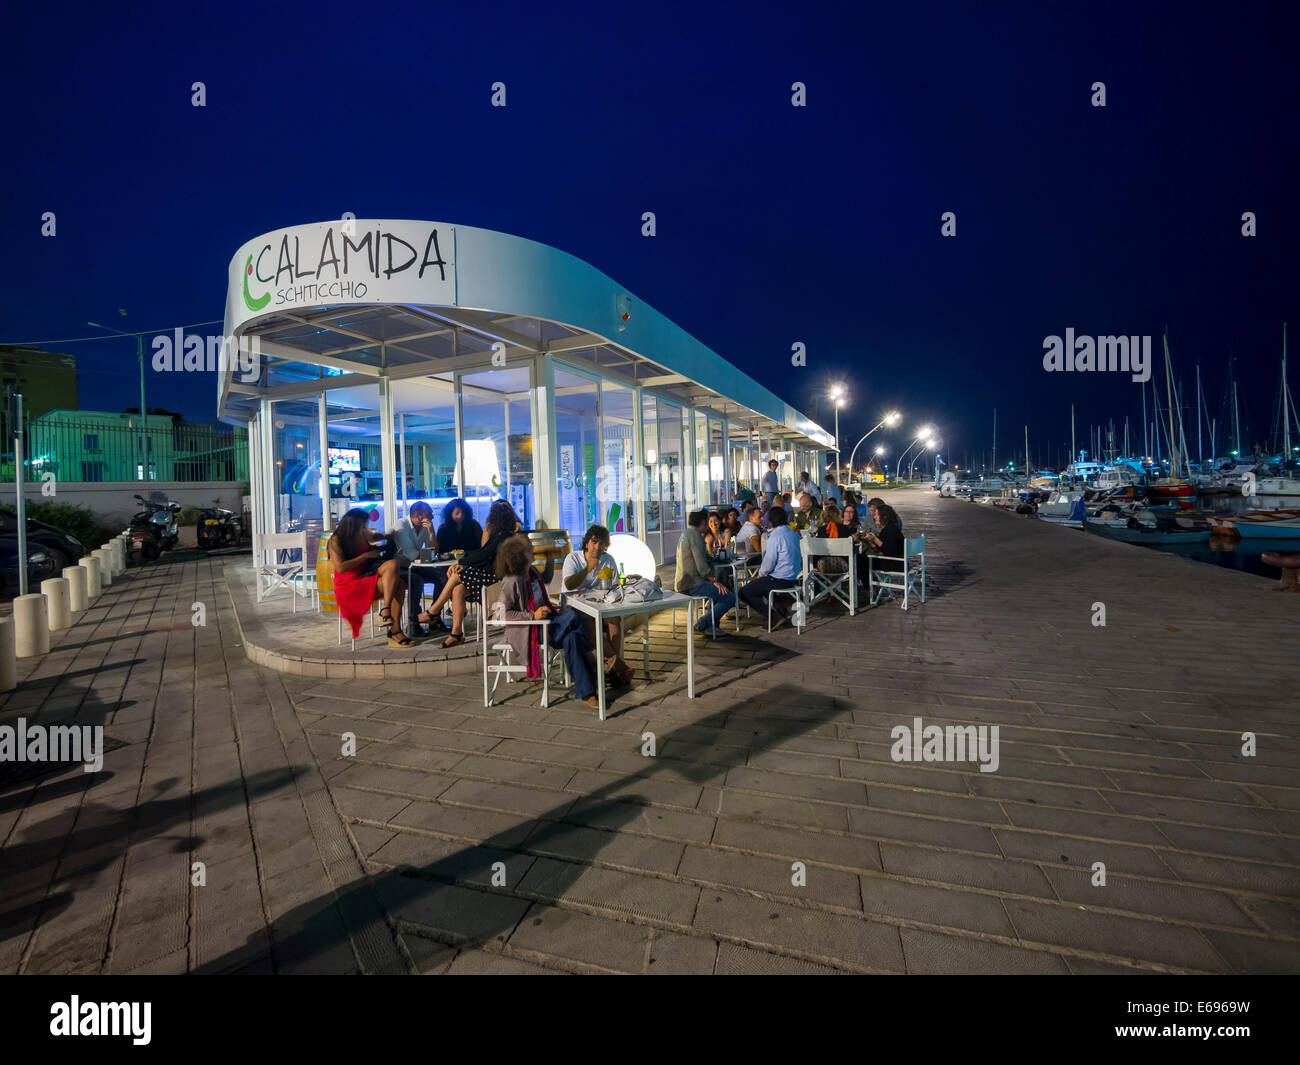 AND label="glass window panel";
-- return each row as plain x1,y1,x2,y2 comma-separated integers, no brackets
642,392,660,535
599,379,637,536
708,418,726,505
693,411,708,512
554,367,601,541
272,398,324,560
657,398,684,558
391,373,457,524
461,366,534,528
